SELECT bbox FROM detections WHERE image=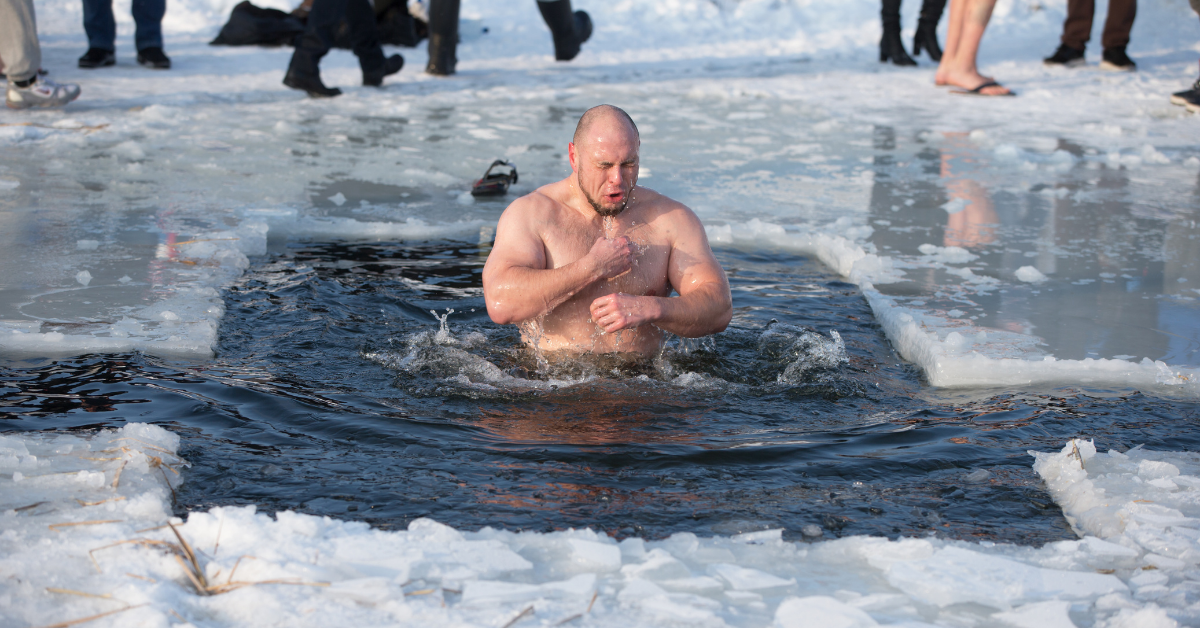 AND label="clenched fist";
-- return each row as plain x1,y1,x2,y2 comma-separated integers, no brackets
587,236,635,280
